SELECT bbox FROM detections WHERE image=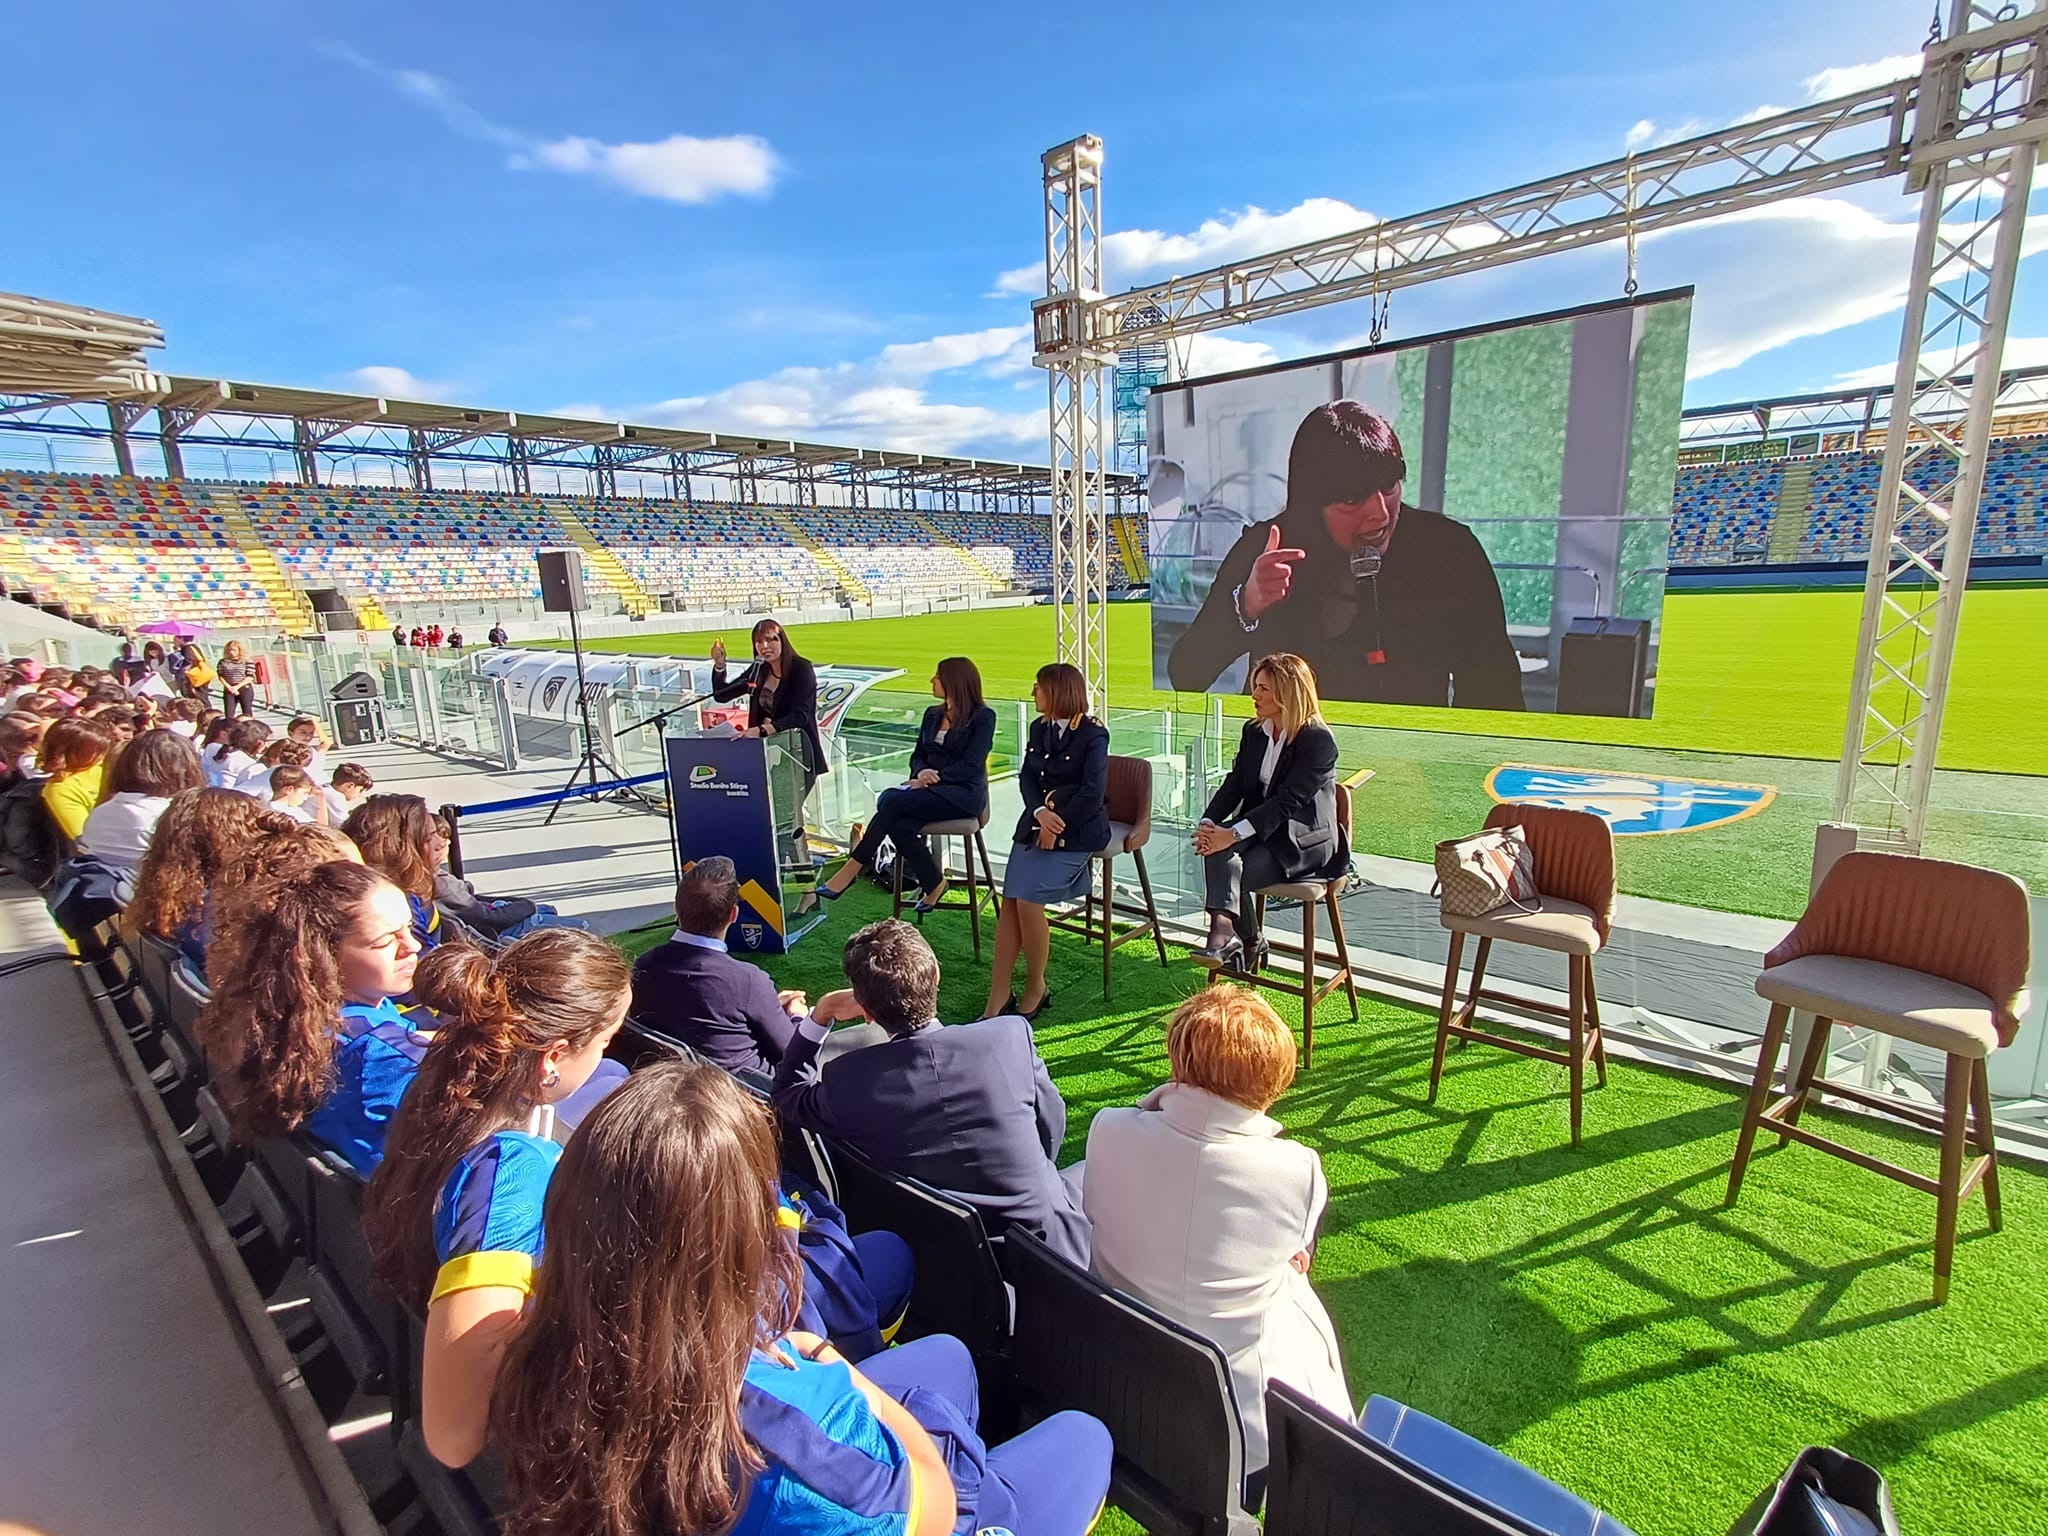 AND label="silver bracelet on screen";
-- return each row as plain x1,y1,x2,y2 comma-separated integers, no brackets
1233,582,1260,633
